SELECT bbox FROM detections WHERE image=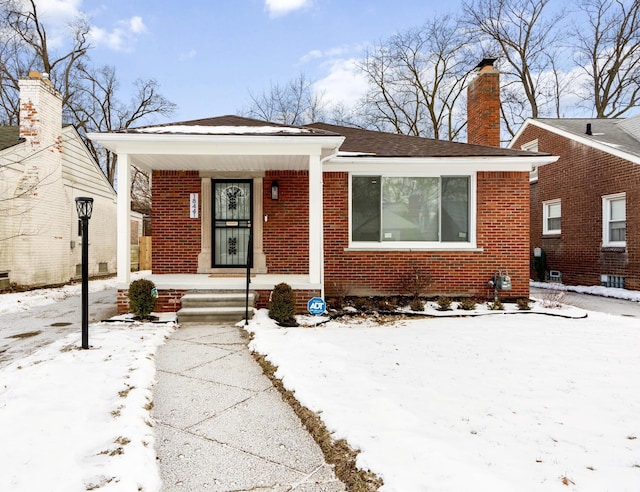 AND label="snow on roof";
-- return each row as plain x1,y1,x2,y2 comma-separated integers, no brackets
133,125,312,135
